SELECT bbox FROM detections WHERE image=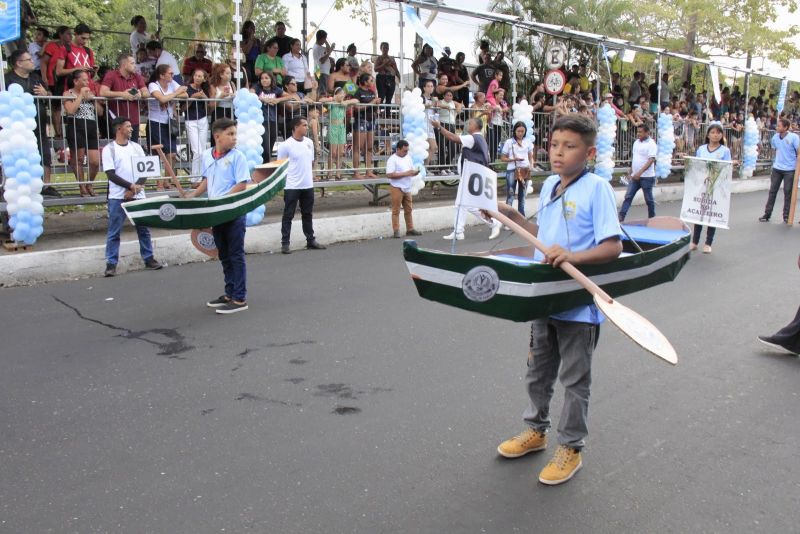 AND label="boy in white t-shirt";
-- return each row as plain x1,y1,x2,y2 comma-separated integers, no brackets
618,123,658,221
102,117,163,277
385,140,423,238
